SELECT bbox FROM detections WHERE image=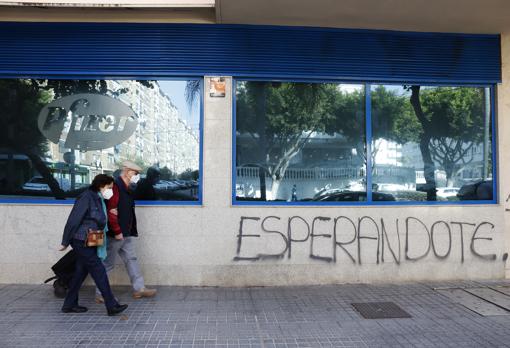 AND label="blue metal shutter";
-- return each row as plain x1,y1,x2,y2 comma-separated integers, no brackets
0,22,501,83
